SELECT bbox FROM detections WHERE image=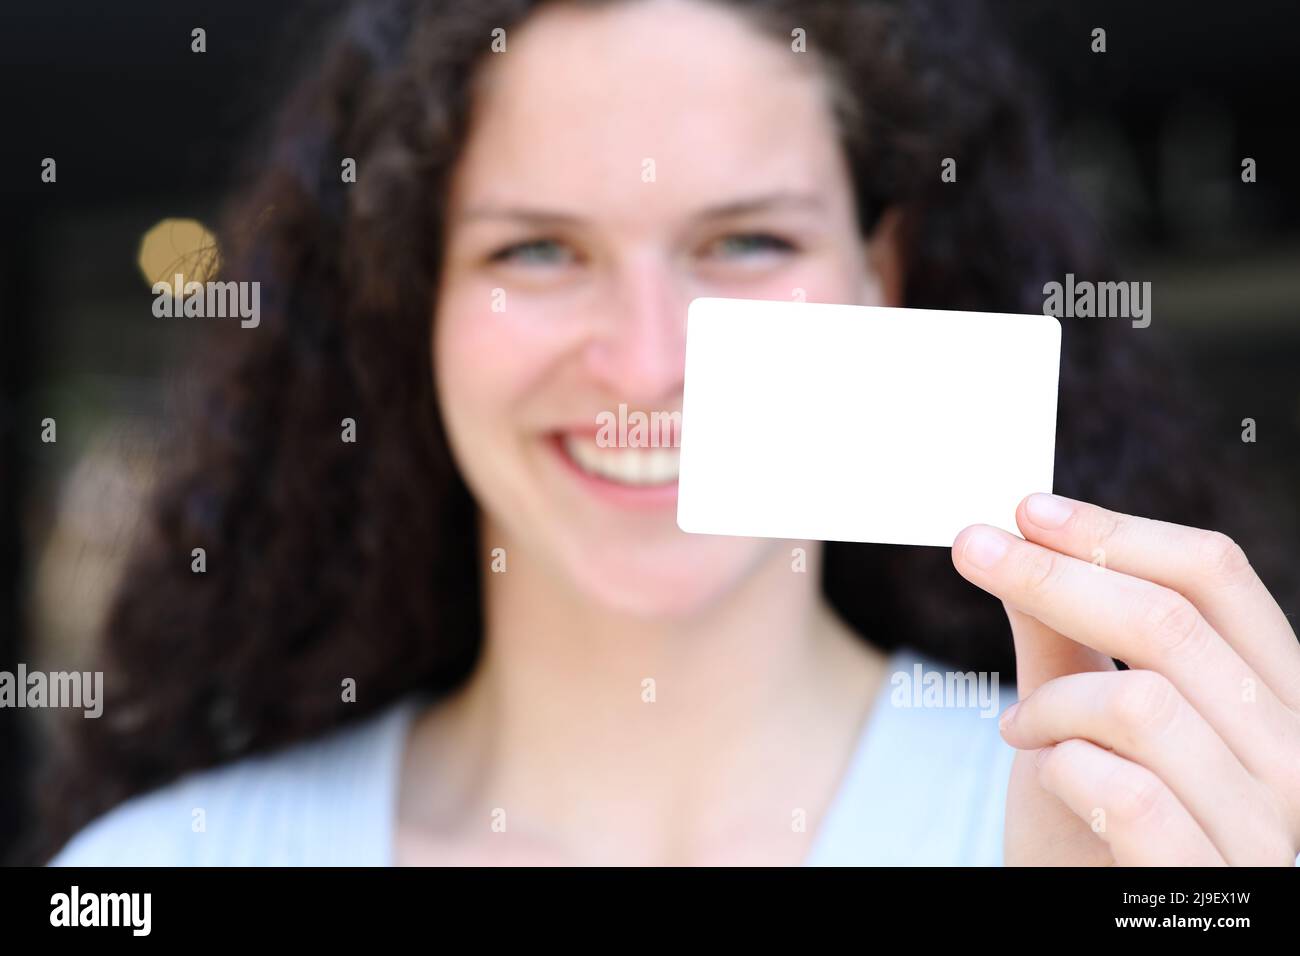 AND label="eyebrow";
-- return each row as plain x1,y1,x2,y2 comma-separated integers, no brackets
454,191,826,226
